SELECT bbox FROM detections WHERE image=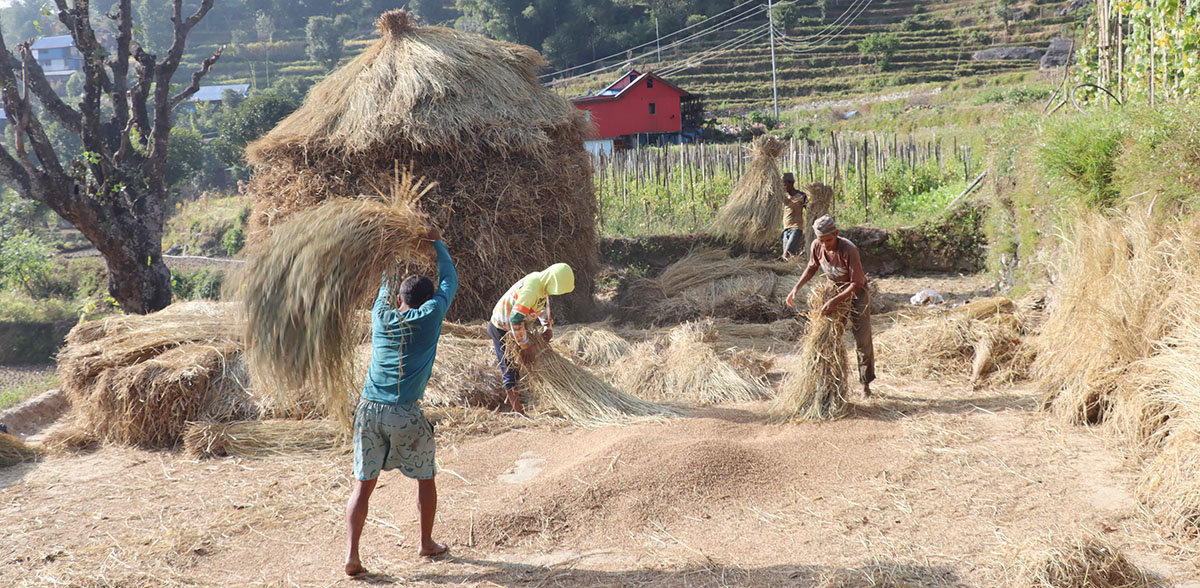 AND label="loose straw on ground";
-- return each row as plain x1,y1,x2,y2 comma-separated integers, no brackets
619,320,772,405
183,420,345,459
0,432,39,467
510,326,676,427
708,134,786,250
235,173,435,431
554,326,632,367
1015,534,1152,588
773,281,854,421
